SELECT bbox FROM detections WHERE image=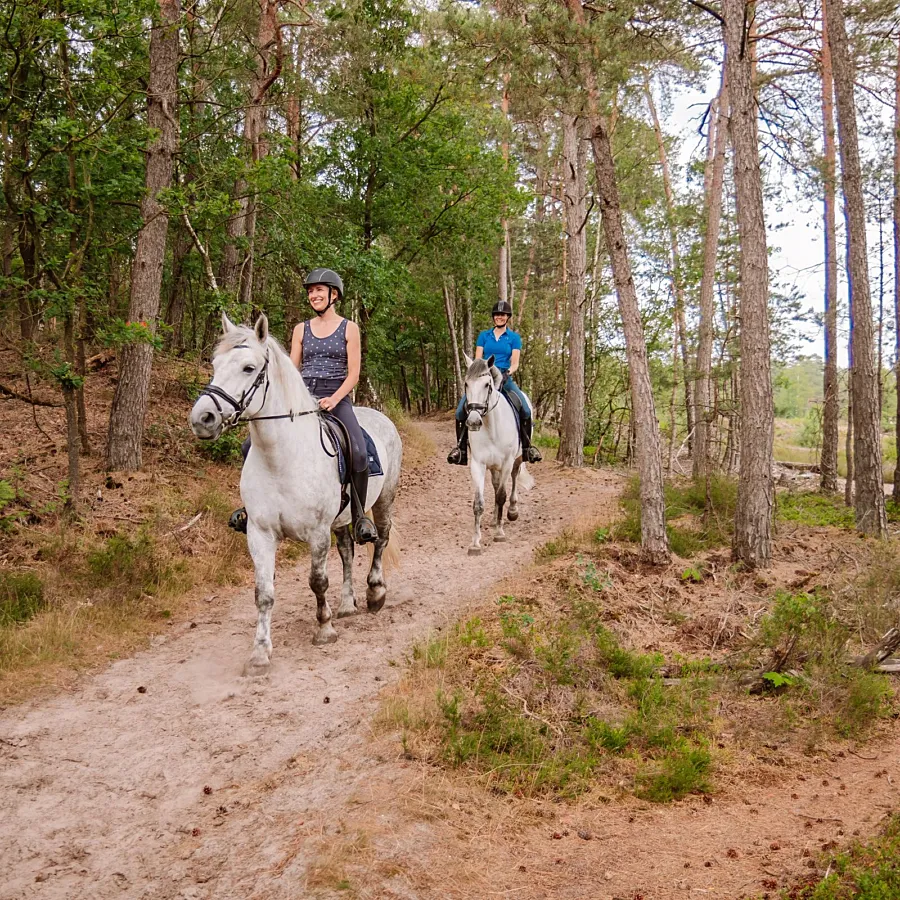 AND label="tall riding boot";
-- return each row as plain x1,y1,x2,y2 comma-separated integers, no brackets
447,419,468,465
350,468,378,544
520,414,542,463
